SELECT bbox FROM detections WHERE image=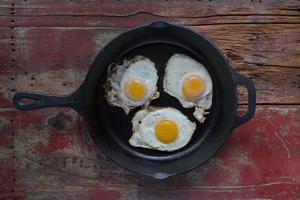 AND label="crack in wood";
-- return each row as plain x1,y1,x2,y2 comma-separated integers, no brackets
243,61,300,69
2,12,300,18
